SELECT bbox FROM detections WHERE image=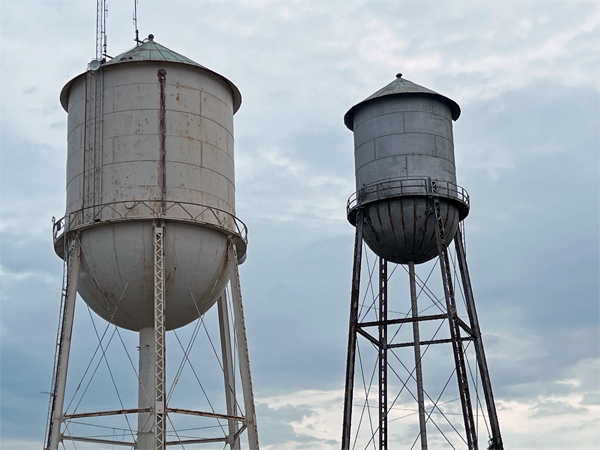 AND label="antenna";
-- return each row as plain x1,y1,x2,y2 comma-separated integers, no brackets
133,0,142,45
96,0,108,60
